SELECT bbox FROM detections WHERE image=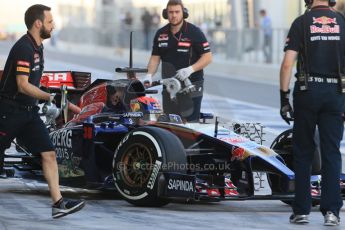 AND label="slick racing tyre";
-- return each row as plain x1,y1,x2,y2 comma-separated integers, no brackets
112,126,187,207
